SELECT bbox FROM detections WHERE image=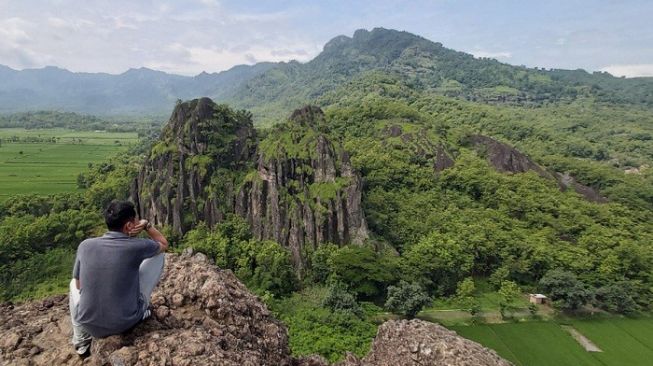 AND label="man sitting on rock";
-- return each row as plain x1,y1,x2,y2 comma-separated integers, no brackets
69,200,168,357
